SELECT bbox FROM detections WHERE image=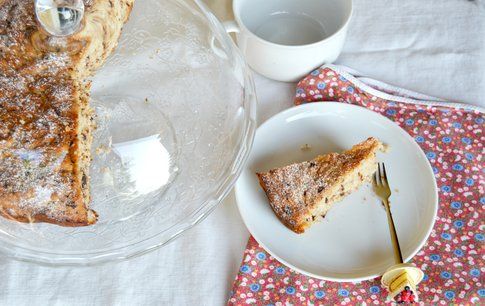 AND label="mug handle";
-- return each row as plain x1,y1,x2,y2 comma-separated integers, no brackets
222,20,240,34
211,20,240,59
